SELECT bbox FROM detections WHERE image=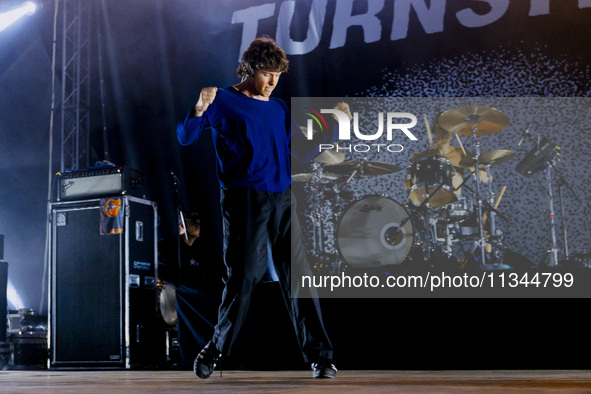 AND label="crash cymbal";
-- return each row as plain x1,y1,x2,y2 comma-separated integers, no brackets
439,106,509,136
314,147,345,164
324,161,403,176
458,150,516,168
292,172,342,183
